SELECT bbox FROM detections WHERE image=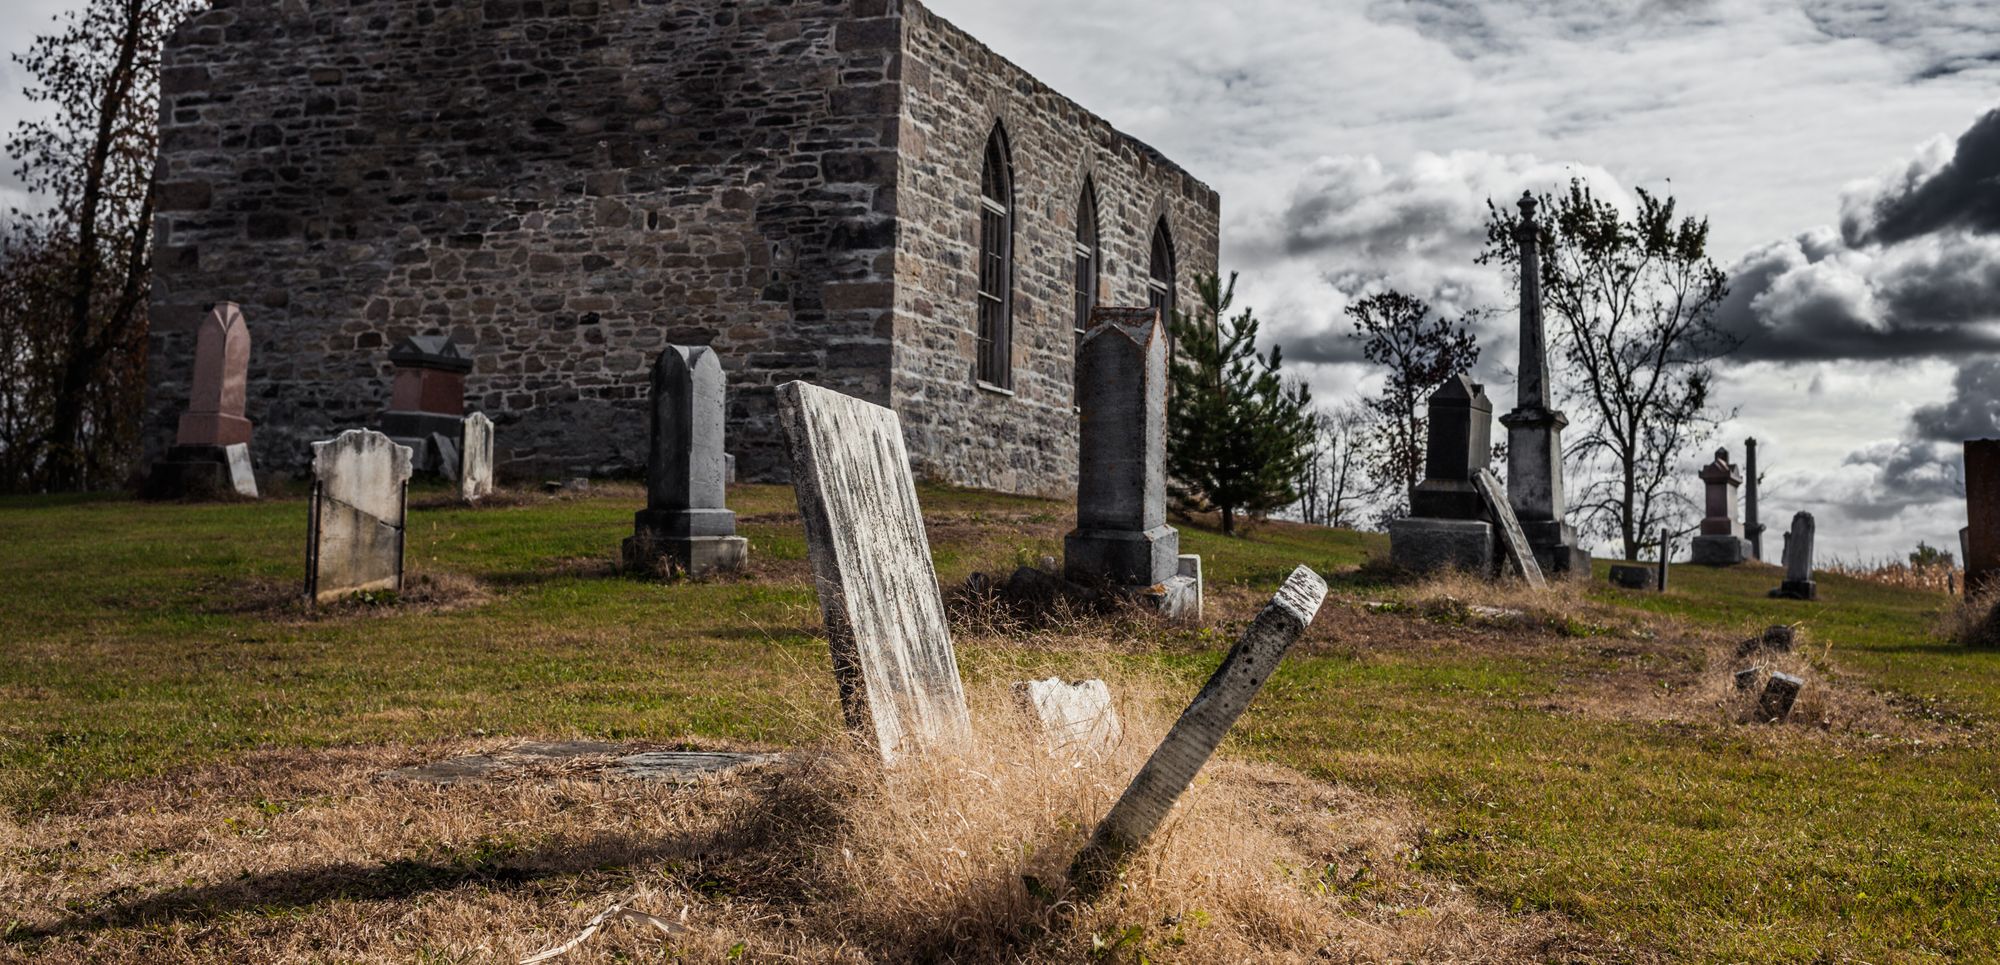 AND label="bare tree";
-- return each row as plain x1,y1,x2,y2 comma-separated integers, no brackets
3,0,202,491
1346,290,1480,520
1293,404,1369,528
1482,179,1738,561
